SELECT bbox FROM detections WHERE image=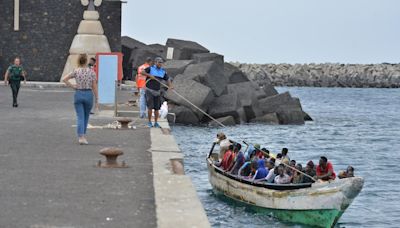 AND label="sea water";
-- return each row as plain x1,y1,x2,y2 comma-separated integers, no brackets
172,87,400,228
